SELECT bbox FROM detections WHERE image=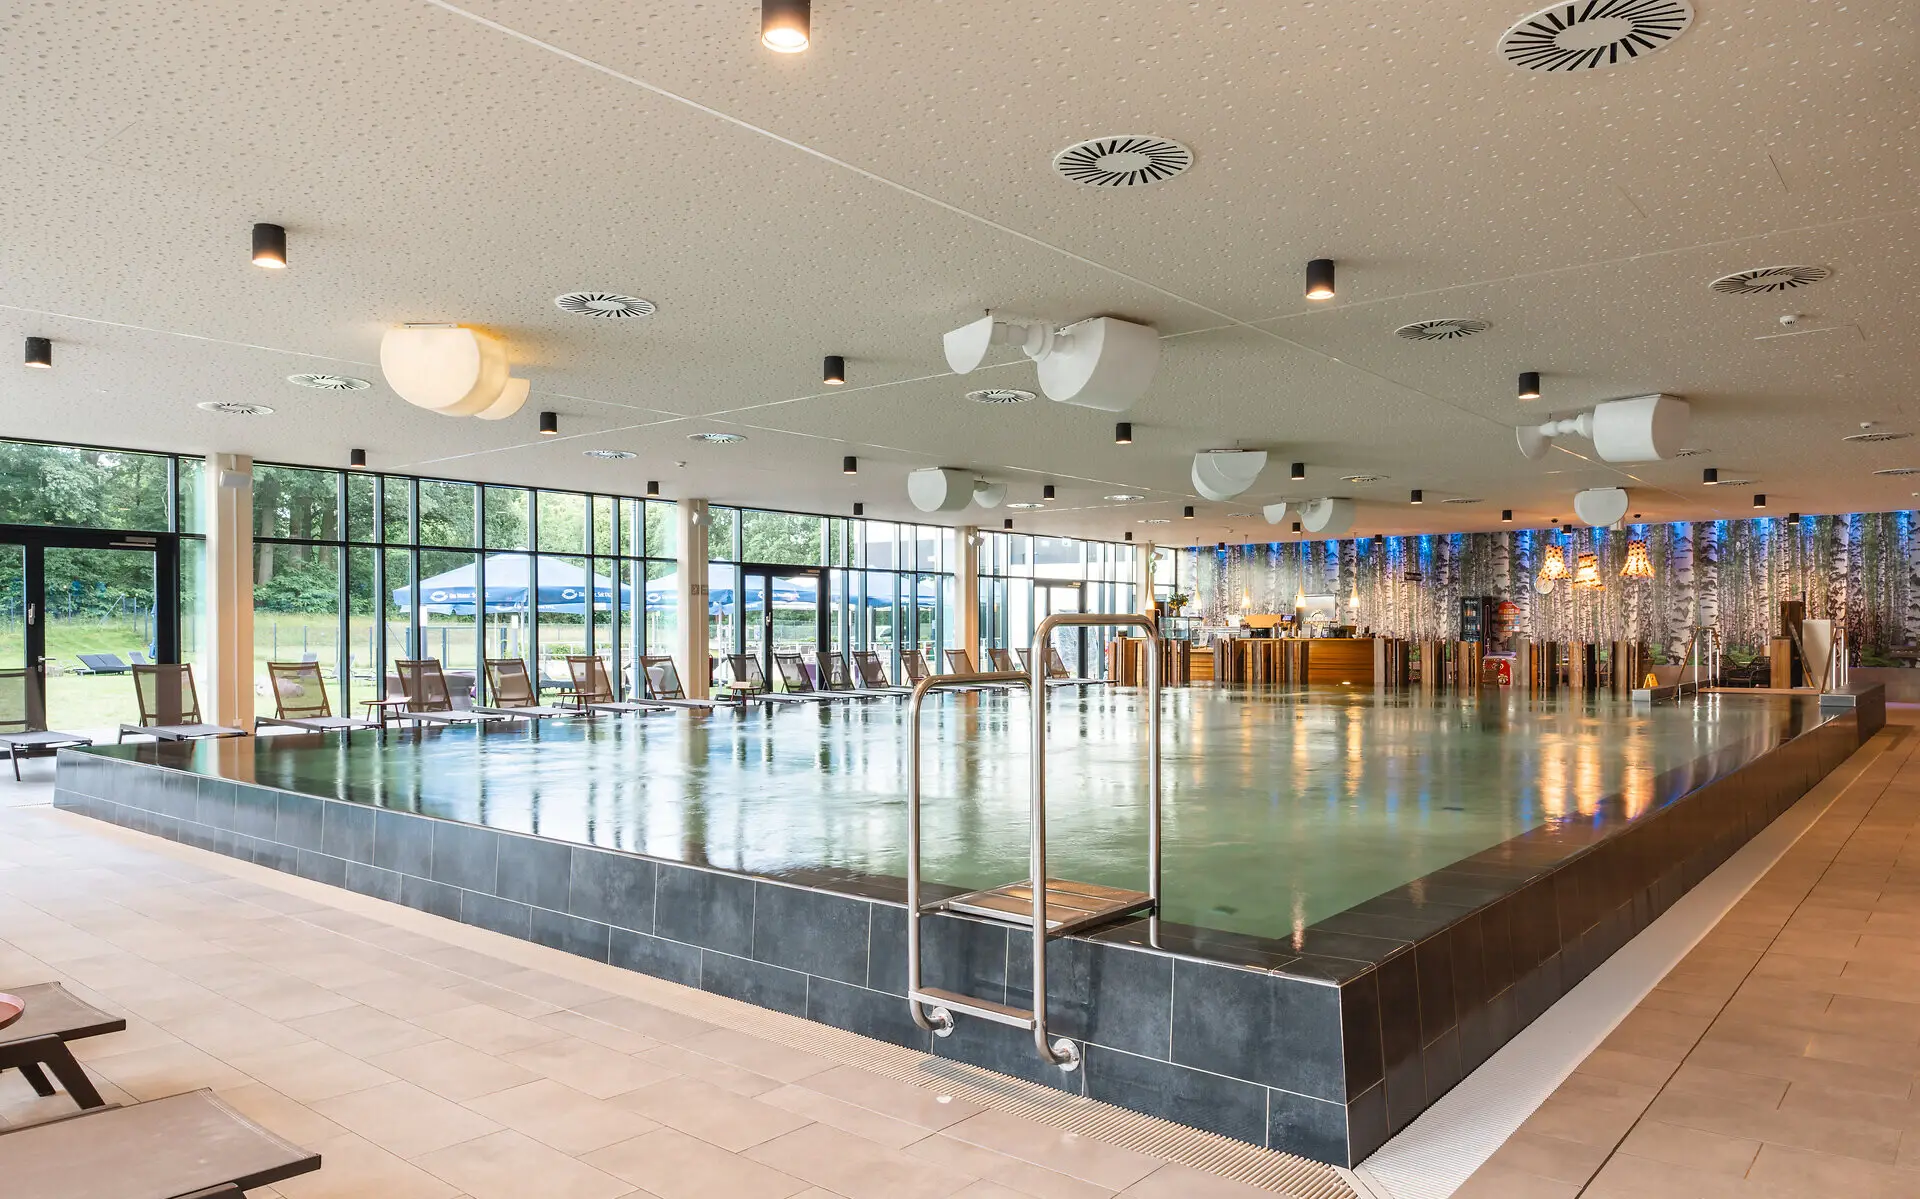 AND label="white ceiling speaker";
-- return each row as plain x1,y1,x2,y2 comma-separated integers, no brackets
972,480,1008,509
1262,502,1289,525
907,467,976,513
1191,450,1267,501
1573,487,1631,529
380,324,526,419
1517,394,1689,463
1299,497,1355,537
943,312,1159,412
